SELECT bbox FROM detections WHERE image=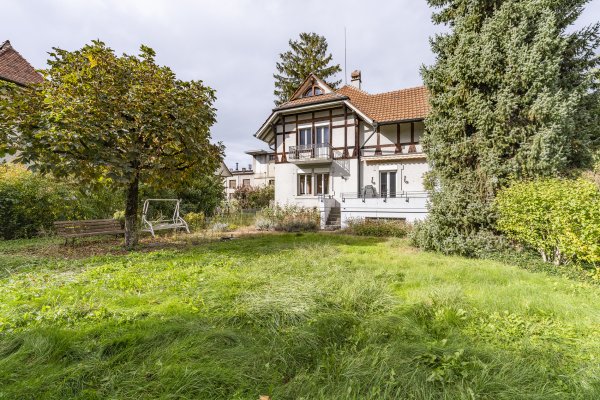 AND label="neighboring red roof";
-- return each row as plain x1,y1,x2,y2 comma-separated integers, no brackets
337,84,429,123
0,40,43,86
